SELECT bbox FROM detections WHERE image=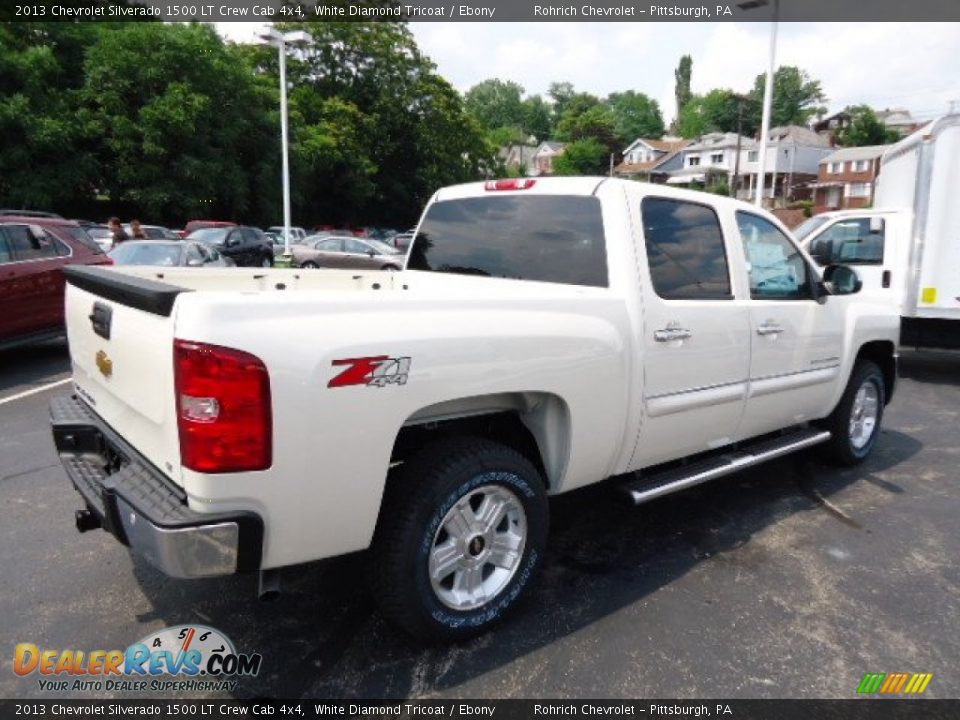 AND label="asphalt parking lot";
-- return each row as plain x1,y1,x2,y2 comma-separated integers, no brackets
1,341,957,700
